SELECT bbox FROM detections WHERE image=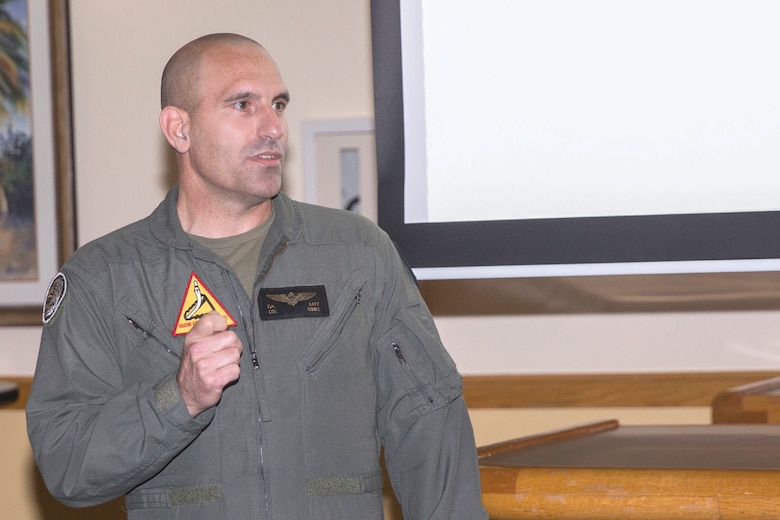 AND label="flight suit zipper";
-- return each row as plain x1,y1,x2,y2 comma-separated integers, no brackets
305,287,363,374
252,238,288,519
125,316,180,360
391,342,435,404
252,240,289,370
